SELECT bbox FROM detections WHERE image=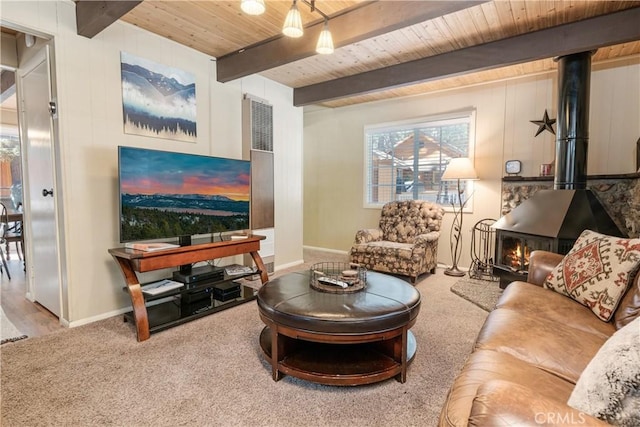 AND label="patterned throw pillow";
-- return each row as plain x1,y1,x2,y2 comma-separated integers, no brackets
544,230,640,322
